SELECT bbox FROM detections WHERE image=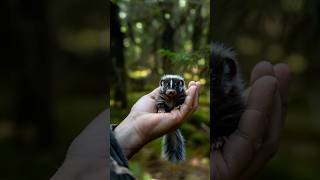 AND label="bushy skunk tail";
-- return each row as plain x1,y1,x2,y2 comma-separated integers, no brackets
161,129,185,163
